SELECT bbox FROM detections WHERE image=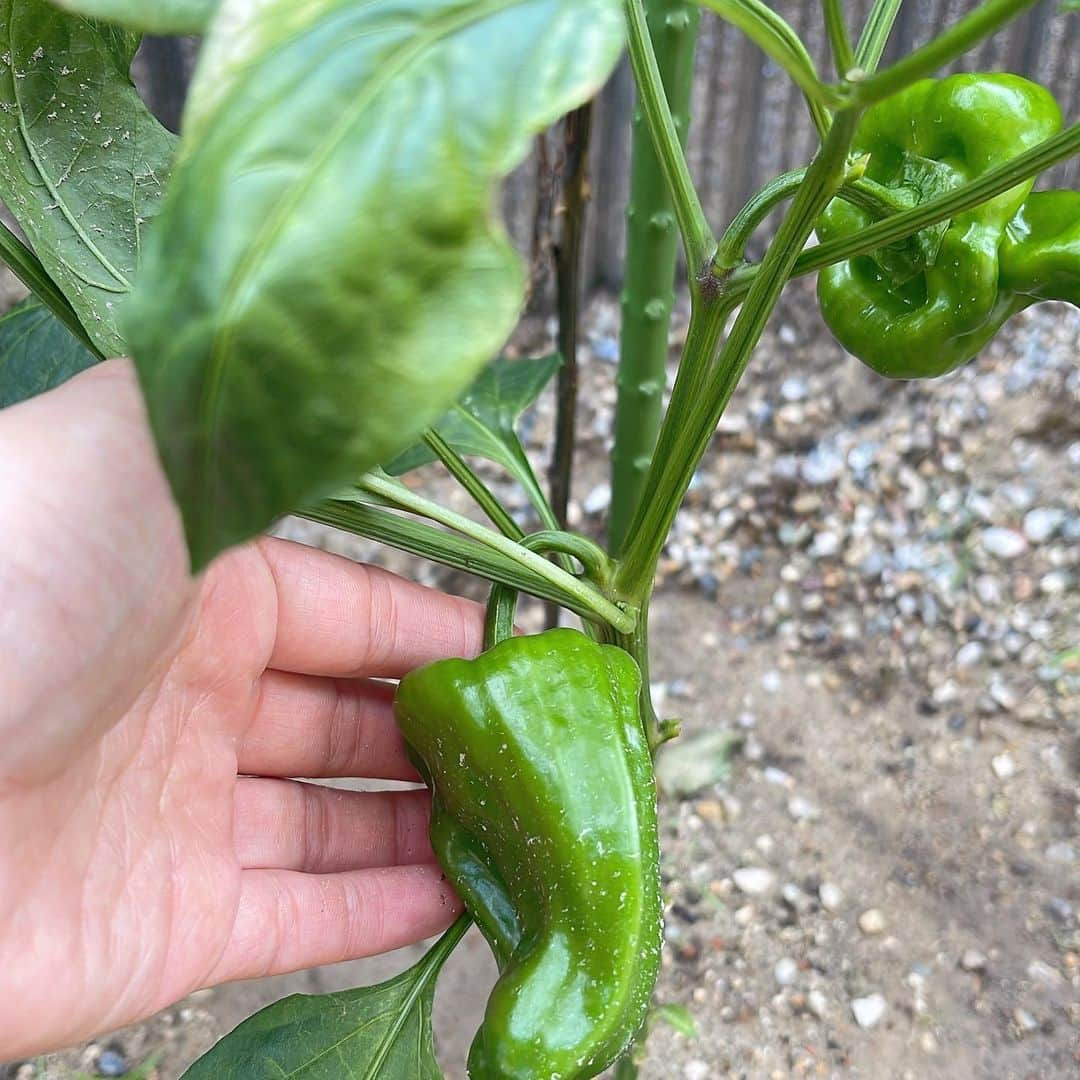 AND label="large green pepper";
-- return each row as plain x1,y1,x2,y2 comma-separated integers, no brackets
394,629,661,1080
816,74,1063,378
